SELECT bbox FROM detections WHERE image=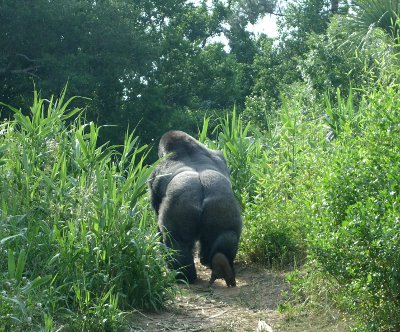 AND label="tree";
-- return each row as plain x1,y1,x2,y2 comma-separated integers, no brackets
0,1,156,118
0,0,249,146
246,0,352,108
342,0,400,48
